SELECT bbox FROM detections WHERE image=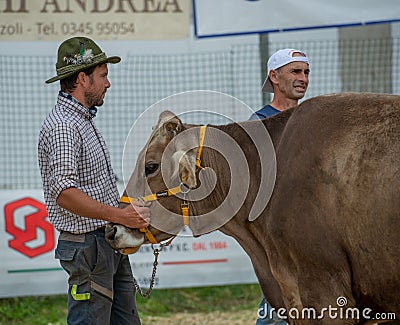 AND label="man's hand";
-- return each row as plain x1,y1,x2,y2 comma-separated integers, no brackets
116,203,151,229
